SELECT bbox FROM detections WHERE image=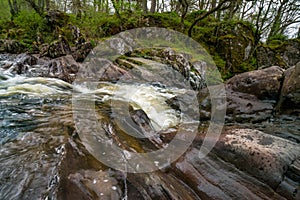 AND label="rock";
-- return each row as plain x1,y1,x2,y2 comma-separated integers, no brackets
41,36,71,59
45,10,69,31
226,66,284,101
277,158,300,199
6,54,38,75
72,41,93,62
277,62,300,114
199,88,273,123
257,39,300,69
44,55,79,83
54,137,123,200
215,22,255,73
130,48,206,90
213,128,300,191
75,57,132,84
225,89,273,123
173,148,285,200
67,170,122,200
15,53,38,66
3,40,25,54
282,40,300,67
256,46,277,69
0,40,4,52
